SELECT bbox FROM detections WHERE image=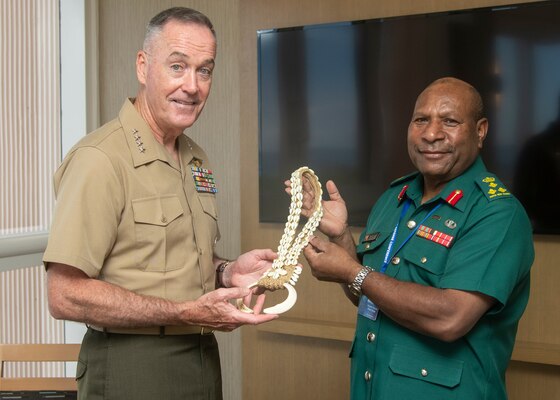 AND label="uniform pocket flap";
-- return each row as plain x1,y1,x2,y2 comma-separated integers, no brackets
198,194,218,220
356,231,391,254
388,345,463,388
132,195,183,226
